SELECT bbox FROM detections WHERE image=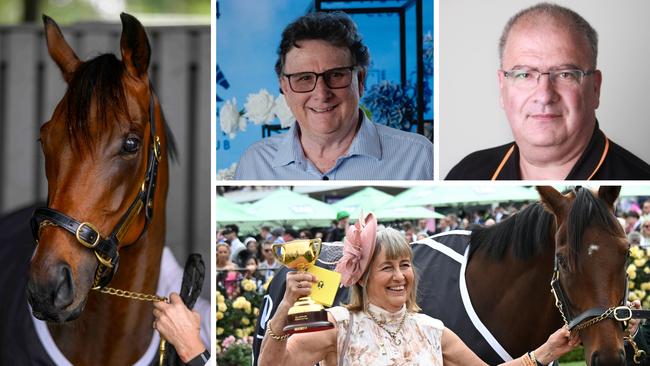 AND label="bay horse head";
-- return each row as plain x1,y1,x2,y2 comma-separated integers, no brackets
27,14,170,324
539,186,628,366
